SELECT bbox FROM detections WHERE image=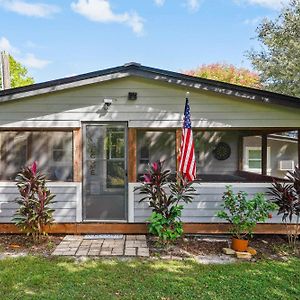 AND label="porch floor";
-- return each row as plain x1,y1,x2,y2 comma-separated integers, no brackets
52,235,150,257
